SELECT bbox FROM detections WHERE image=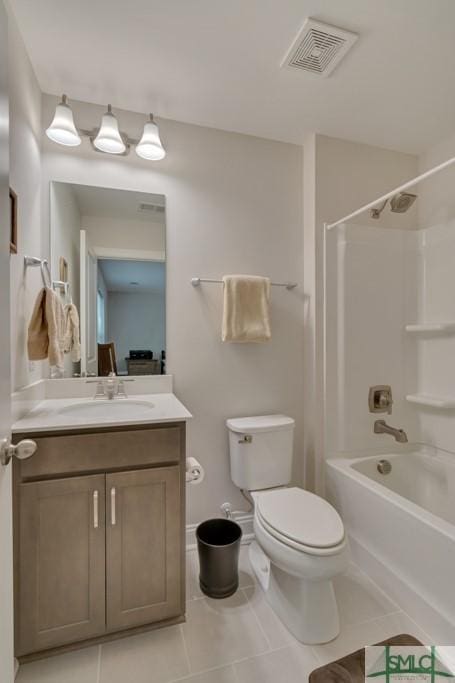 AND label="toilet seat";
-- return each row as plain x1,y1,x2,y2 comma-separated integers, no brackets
256,487,345,556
